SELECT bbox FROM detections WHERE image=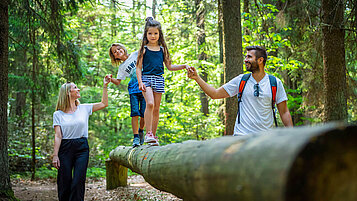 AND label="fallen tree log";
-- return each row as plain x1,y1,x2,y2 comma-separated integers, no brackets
108,123,357,201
